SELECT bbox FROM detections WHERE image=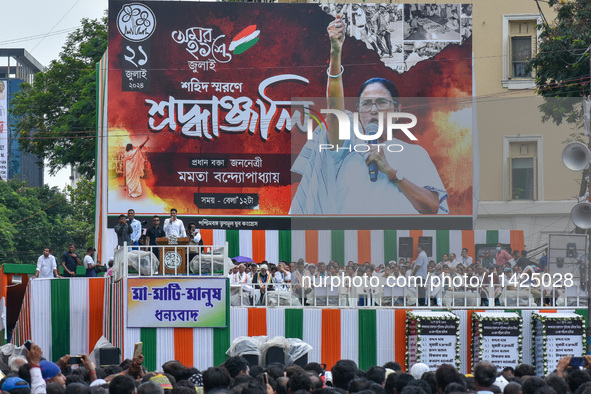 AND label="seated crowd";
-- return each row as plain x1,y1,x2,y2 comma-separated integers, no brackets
228,245,562,307
3,341,590,394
